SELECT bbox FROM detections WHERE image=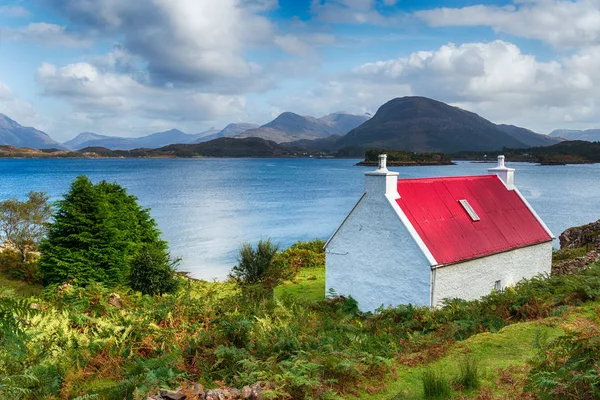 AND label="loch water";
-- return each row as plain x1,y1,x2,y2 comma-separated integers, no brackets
1,158,598,279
